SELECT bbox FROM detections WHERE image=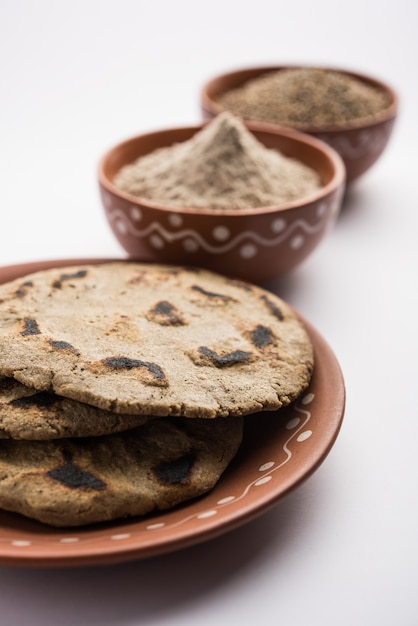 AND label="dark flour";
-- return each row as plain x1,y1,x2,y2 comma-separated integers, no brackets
216,68,391,129
113,113,321,211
